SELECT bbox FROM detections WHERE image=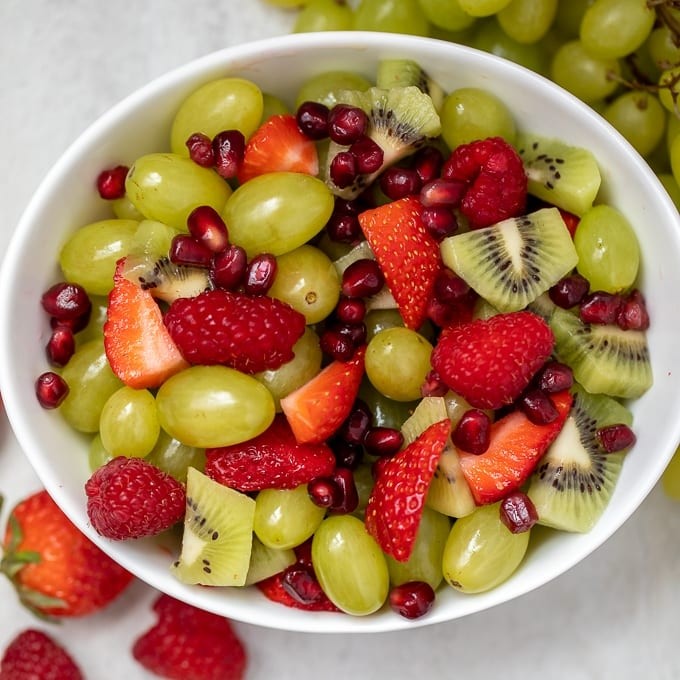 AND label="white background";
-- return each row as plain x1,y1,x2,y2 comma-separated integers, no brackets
1,2,680,678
